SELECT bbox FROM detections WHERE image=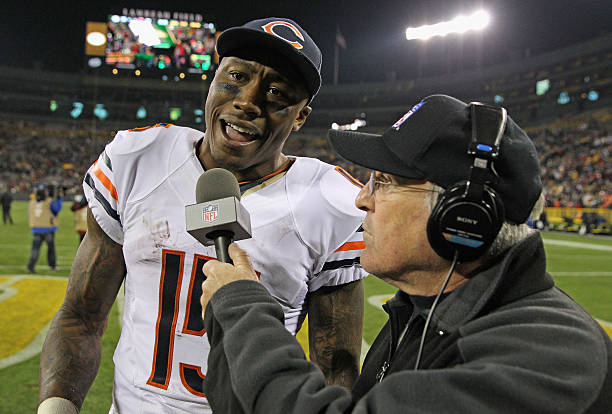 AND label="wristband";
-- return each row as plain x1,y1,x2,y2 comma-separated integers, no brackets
37,397,79,414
